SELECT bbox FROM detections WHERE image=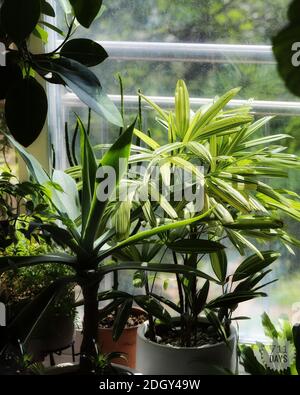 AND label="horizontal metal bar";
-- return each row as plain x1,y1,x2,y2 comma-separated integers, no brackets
56,40,274,64
99,41,274,65
63,93,300,116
